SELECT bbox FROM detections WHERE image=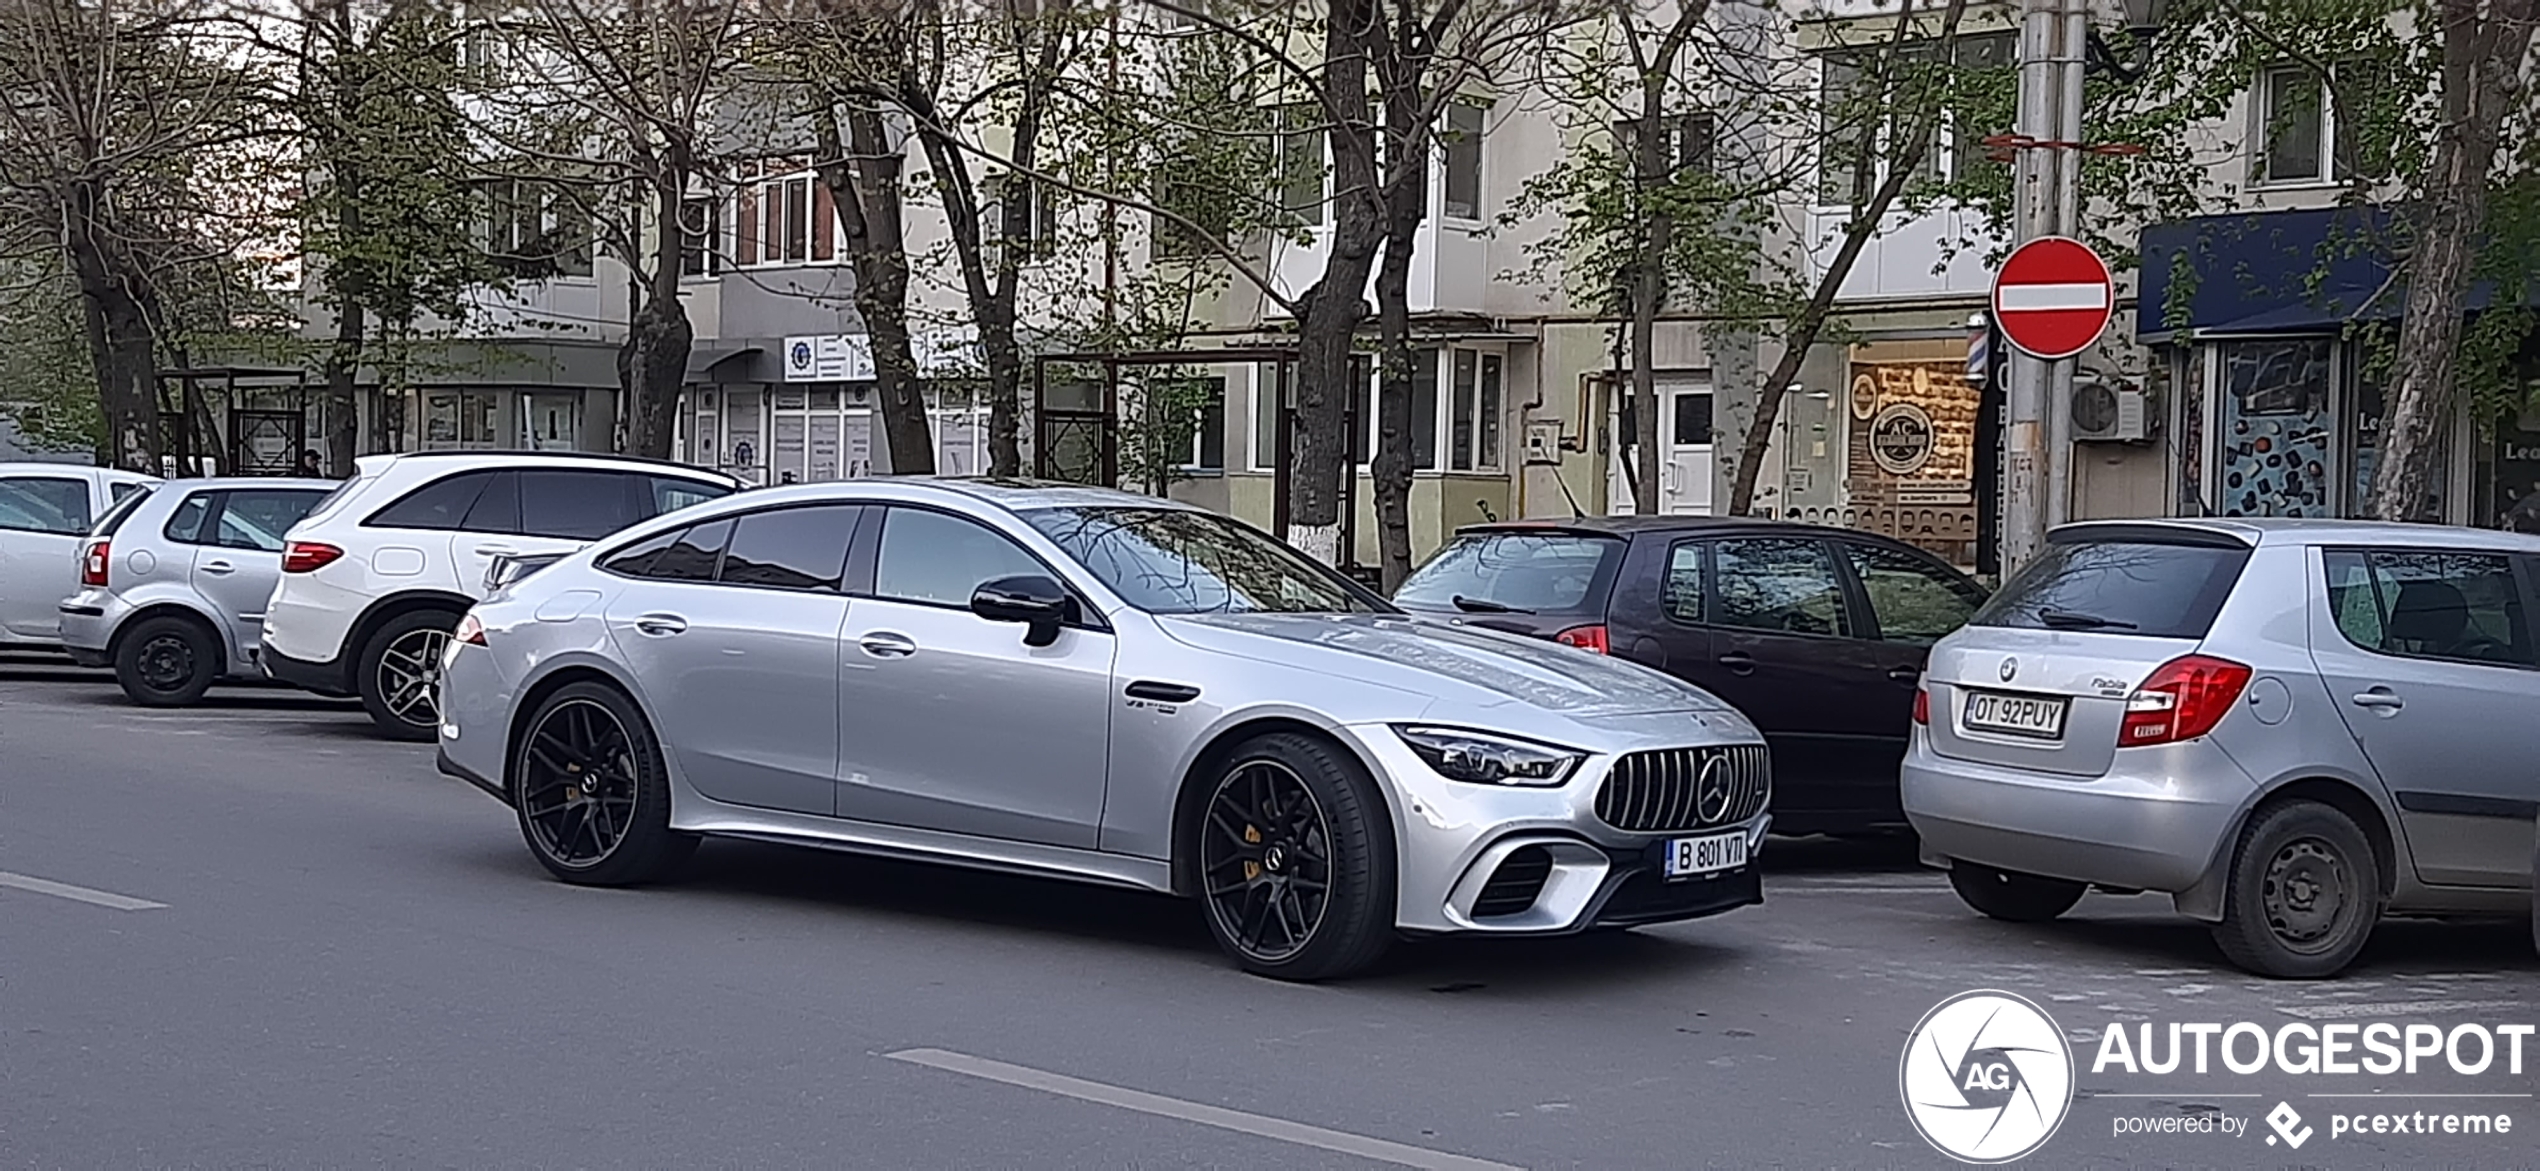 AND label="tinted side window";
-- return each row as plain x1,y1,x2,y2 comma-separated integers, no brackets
460,470,521,535
601,529,677,578
720,506,858,591
647,475,732,517
91,486,155,536
1844,542,1985,646
646,520,730,582
1973,534,2250,639
0,476,91,535
215,490,328,552
518,470,639,540
1713,538,1850,637
874,508,1048,607
368,470,498,531
165,492,217,544
2324,548,2534,668
1662,542,1704,623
